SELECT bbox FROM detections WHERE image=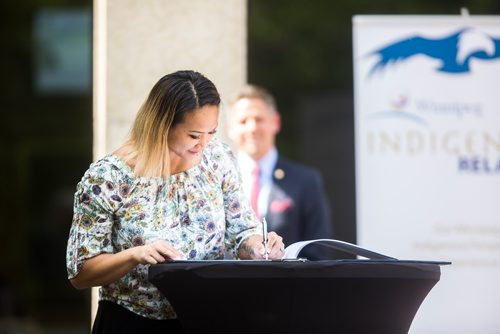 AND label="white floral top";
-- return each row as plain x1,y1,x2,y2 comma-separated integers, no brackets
66,138,261,320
